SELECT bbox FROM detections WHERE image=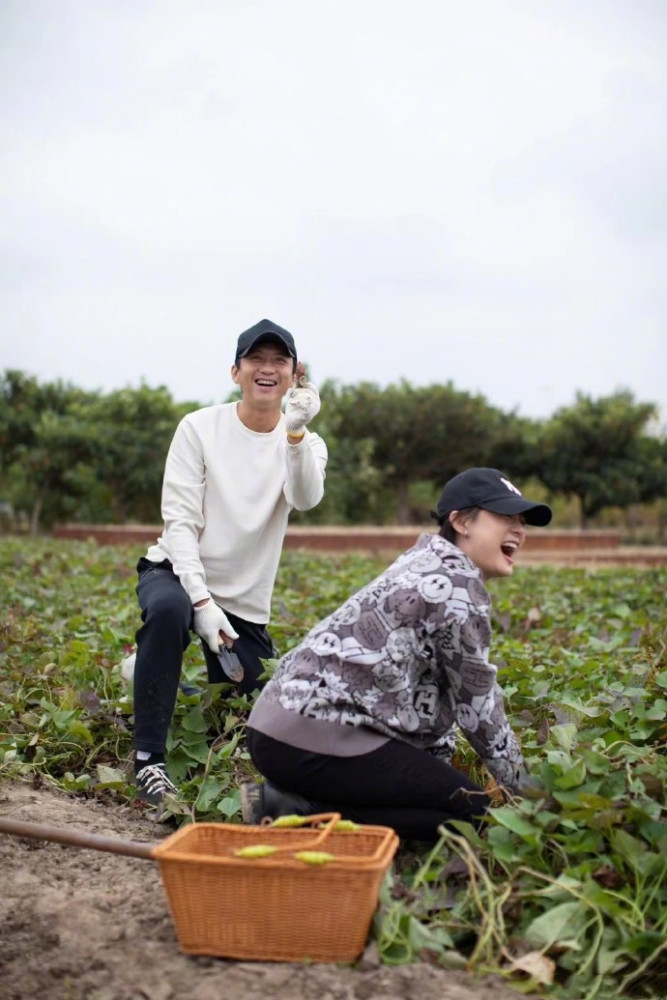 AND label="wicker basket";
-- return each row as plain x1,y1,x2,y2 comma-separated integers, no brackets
151,812,399,962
